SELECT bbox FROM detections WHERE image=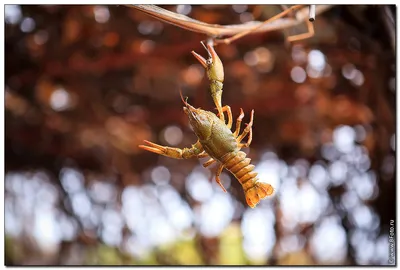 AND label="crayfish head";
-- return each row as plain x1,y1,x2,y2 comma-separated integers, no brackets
179,90,214,140
183,106,214,140
191,42,224,83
